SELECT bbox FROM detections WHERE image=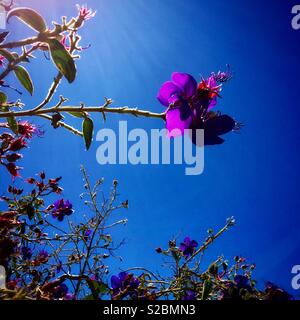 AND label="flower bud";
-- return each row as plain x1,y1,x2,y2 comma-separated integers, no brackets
26,177,36,184
113,179,118,187
5,163,21,177
6,153,22,162
168,240,176,248
8,137,27,152
39,171,46,179
122,200,129,208
155,247,163,253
